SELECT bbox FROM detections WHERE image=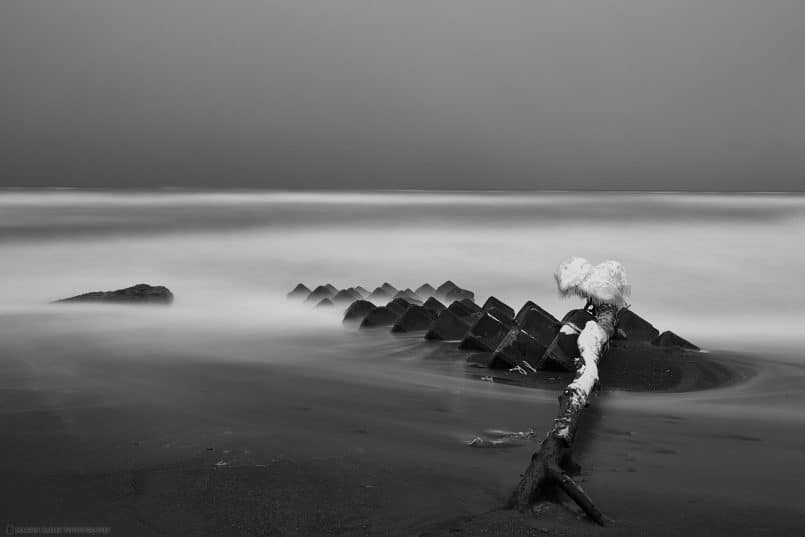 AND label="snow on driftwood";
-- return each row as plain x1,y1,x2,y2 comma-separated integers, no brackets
555,257,630,308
